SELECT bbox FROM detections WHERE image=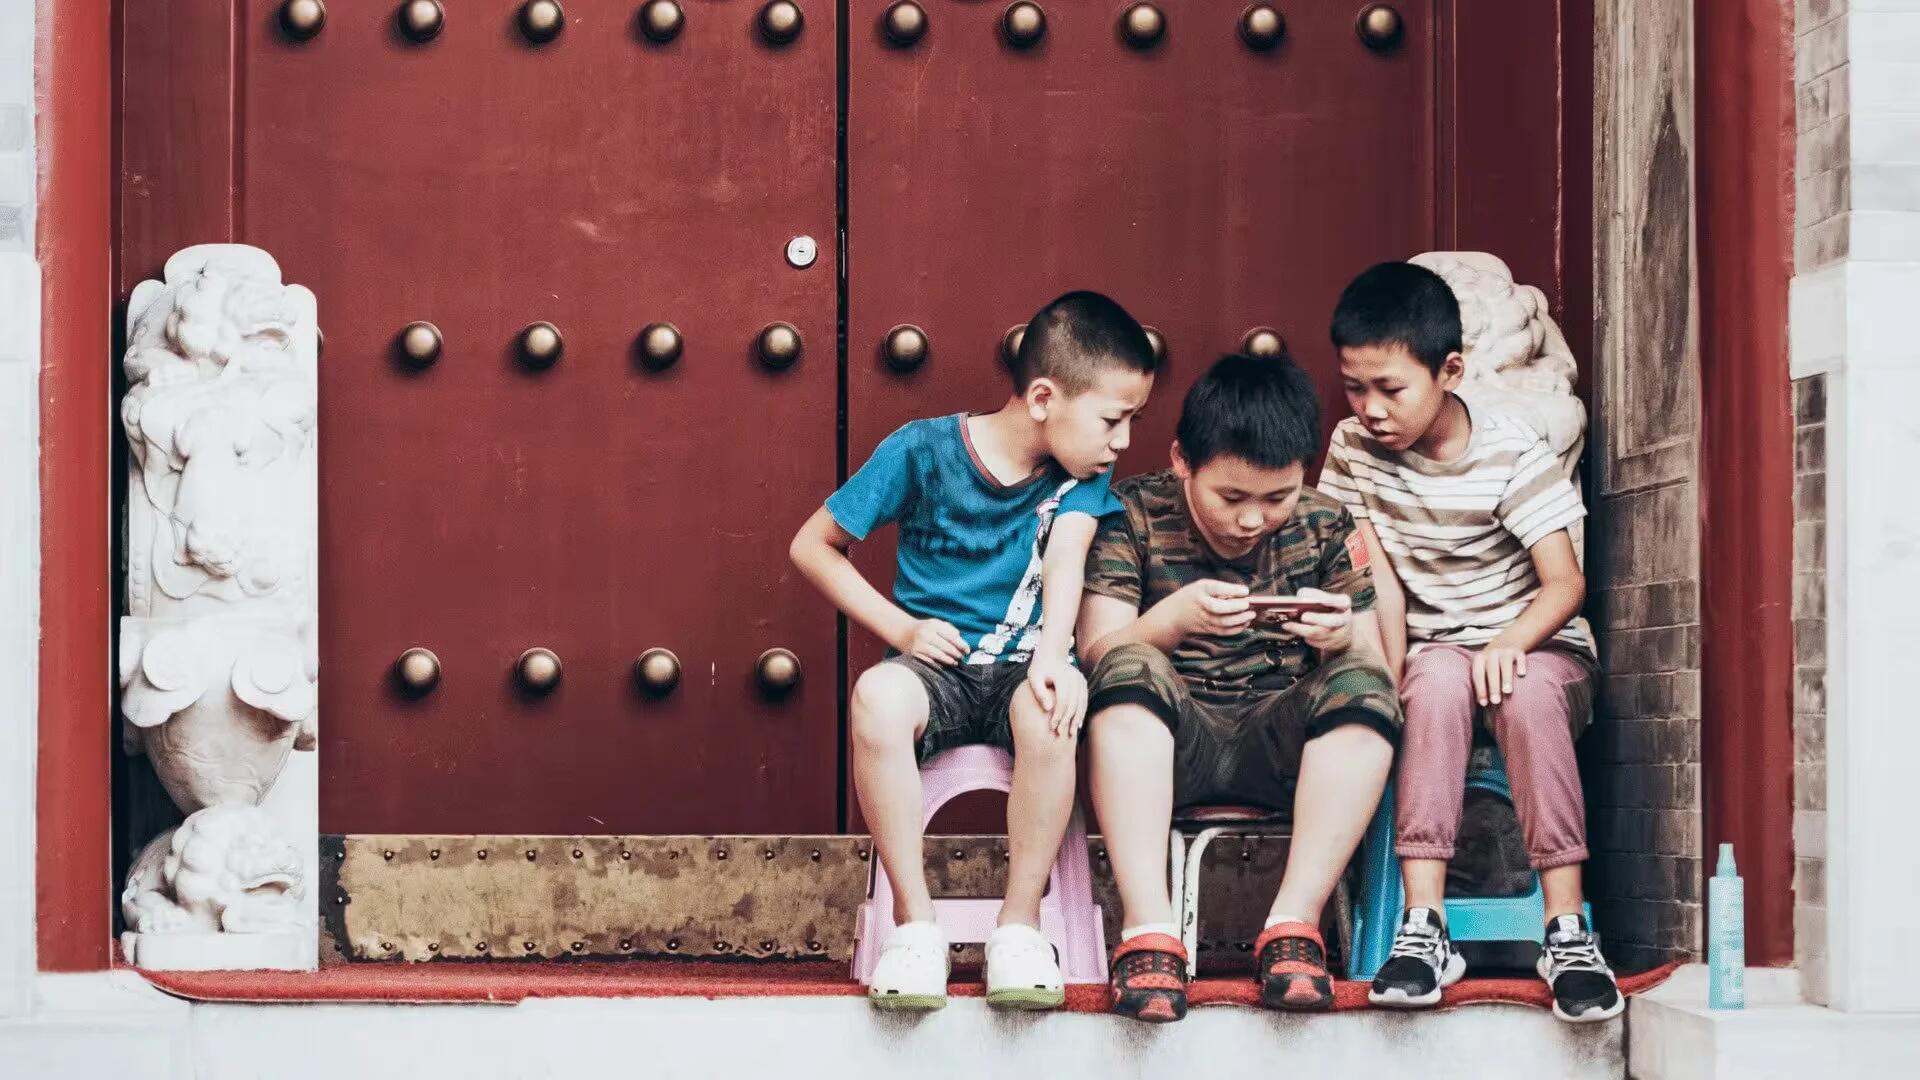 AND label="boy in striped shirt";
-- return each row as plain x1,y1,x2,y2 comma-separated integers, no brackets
1318,262,1622,1023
